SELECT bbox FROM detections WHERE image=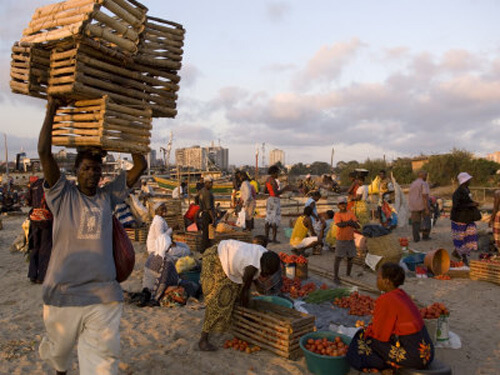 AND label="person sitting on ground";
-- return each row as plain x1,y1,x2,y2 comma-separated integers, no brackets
347,263,434,374
333,197,360,283
198,239,281,351
489,181,500,251
305,190,326,254
301,174,316,196
172,182,187,199
290,206,320,256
